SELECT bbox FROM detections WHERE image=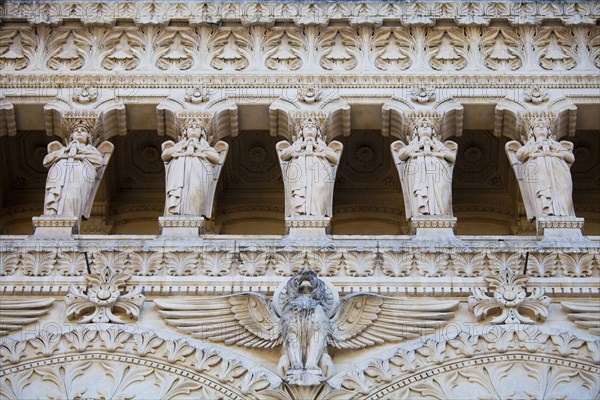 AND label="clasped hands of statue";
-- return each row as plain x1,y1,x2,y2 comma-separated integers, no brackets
520,140,567,160
169,139,212,158
287,138,328,158
406,138,448,159
51,140,89,161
